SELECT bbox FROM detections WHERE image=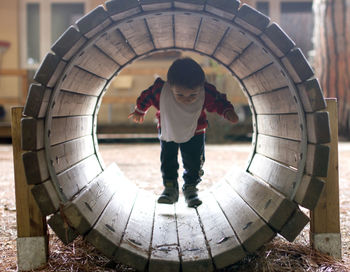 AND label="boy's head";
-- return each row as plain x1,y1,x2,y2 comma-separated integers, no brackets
167,58,205,105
